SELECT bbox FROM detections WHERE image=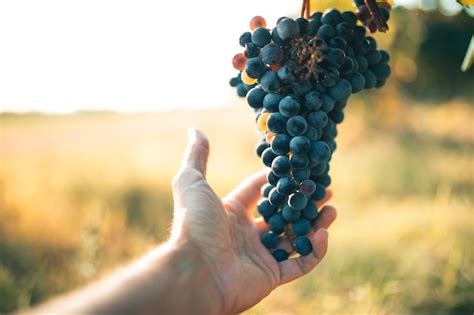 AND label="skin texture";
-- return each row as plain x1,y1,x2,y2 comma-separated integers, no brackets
33,129,337,315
